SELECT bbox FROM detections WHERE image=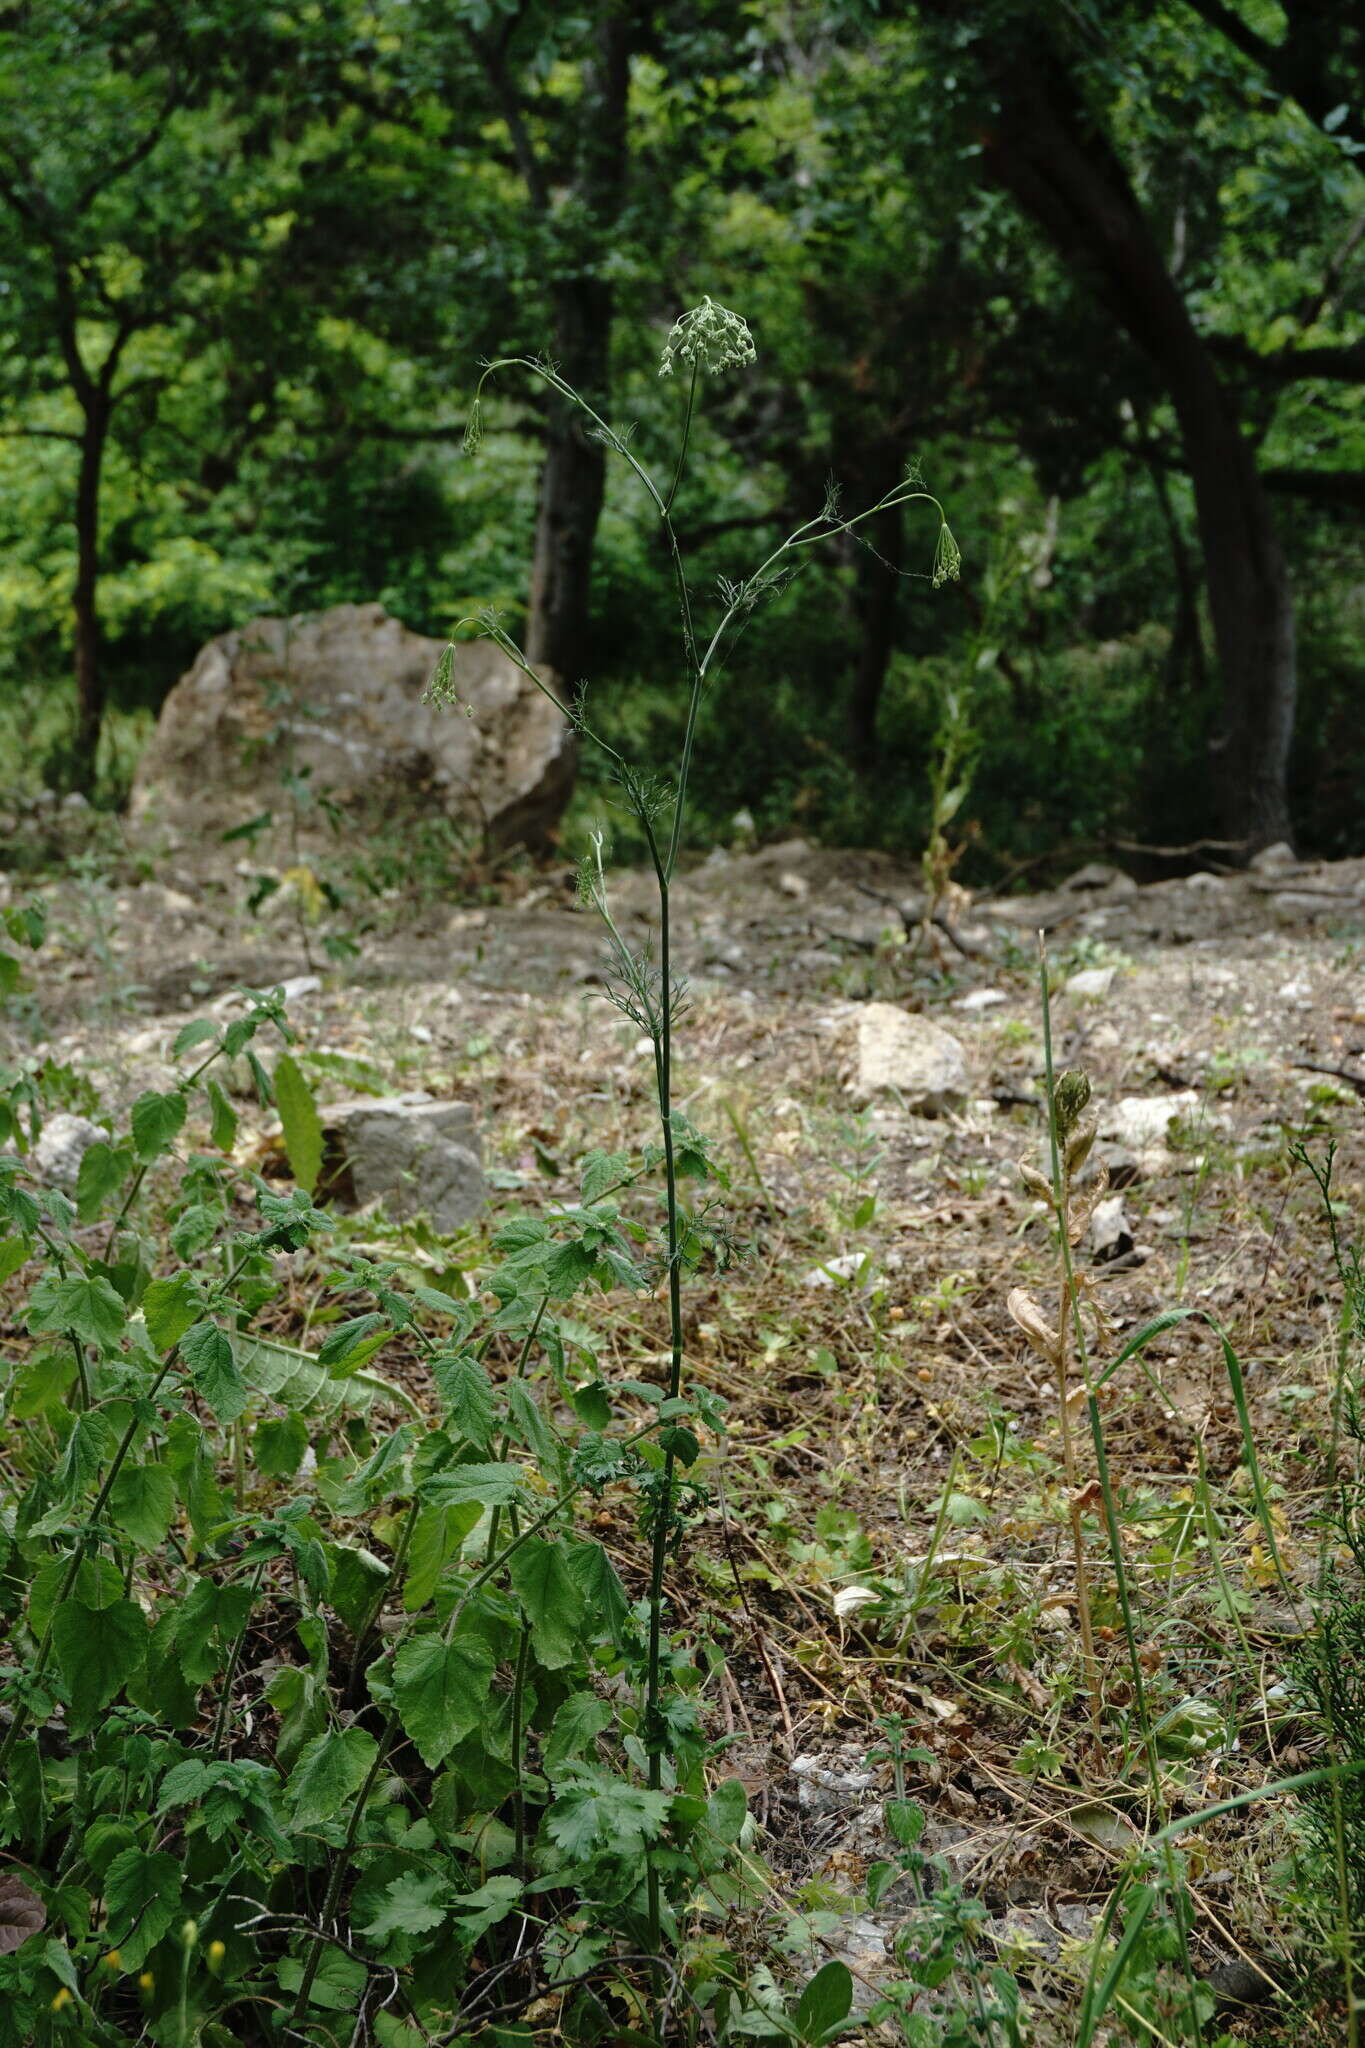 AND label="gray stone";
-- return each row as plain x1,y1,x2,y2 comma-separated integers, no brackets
1061,861,1134,893
790,1755,879,1813
1271,891,1343,918
851,1003,968,1113
30,1114,107,1192
321,1092,484,1232
131,602,574,854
